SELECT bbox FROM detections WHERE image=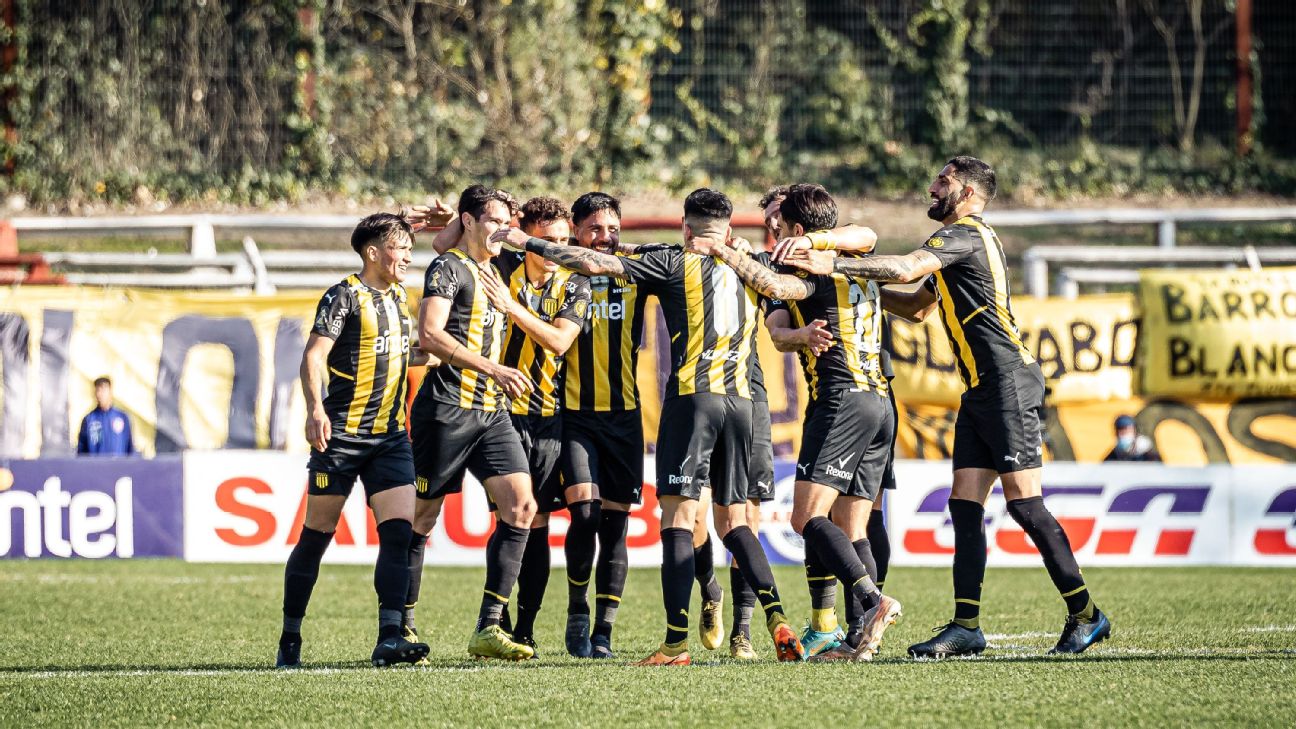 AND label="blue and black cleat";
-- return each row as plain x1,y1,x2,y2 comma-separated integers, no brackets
1050,609,1112,655
907,622,987,659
